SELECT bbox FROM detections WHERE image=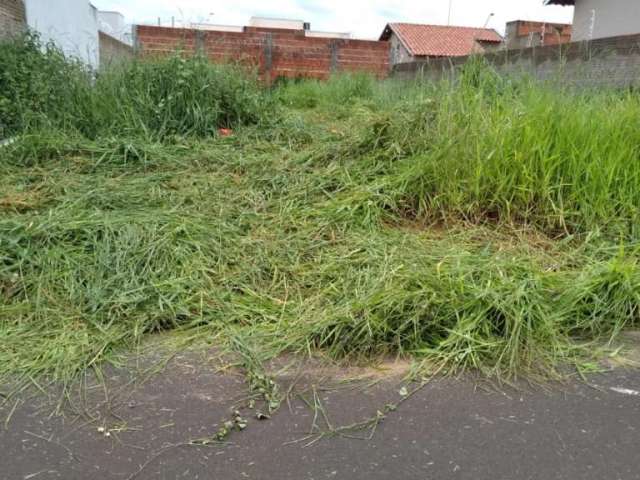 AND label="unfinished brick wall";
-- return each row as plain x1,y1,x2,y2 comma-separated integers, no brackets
506,21,572,49
0,0,25,39
133,25,390,80
394,32,640,89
